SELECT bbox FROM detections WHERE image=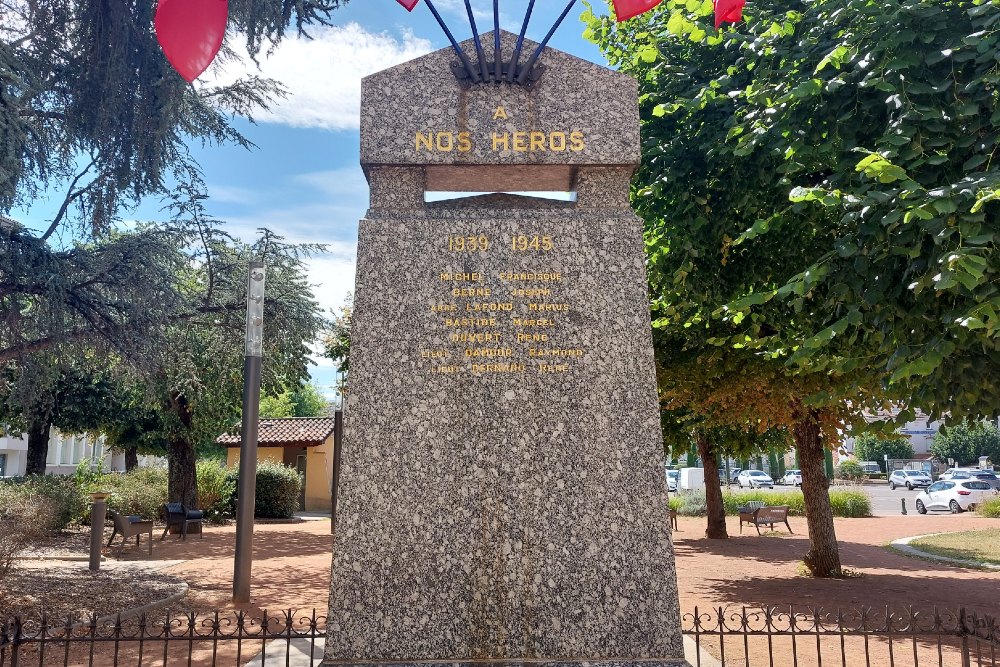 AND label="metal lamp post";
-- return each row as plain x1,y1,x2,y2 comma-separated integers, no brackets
233,261,265,603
